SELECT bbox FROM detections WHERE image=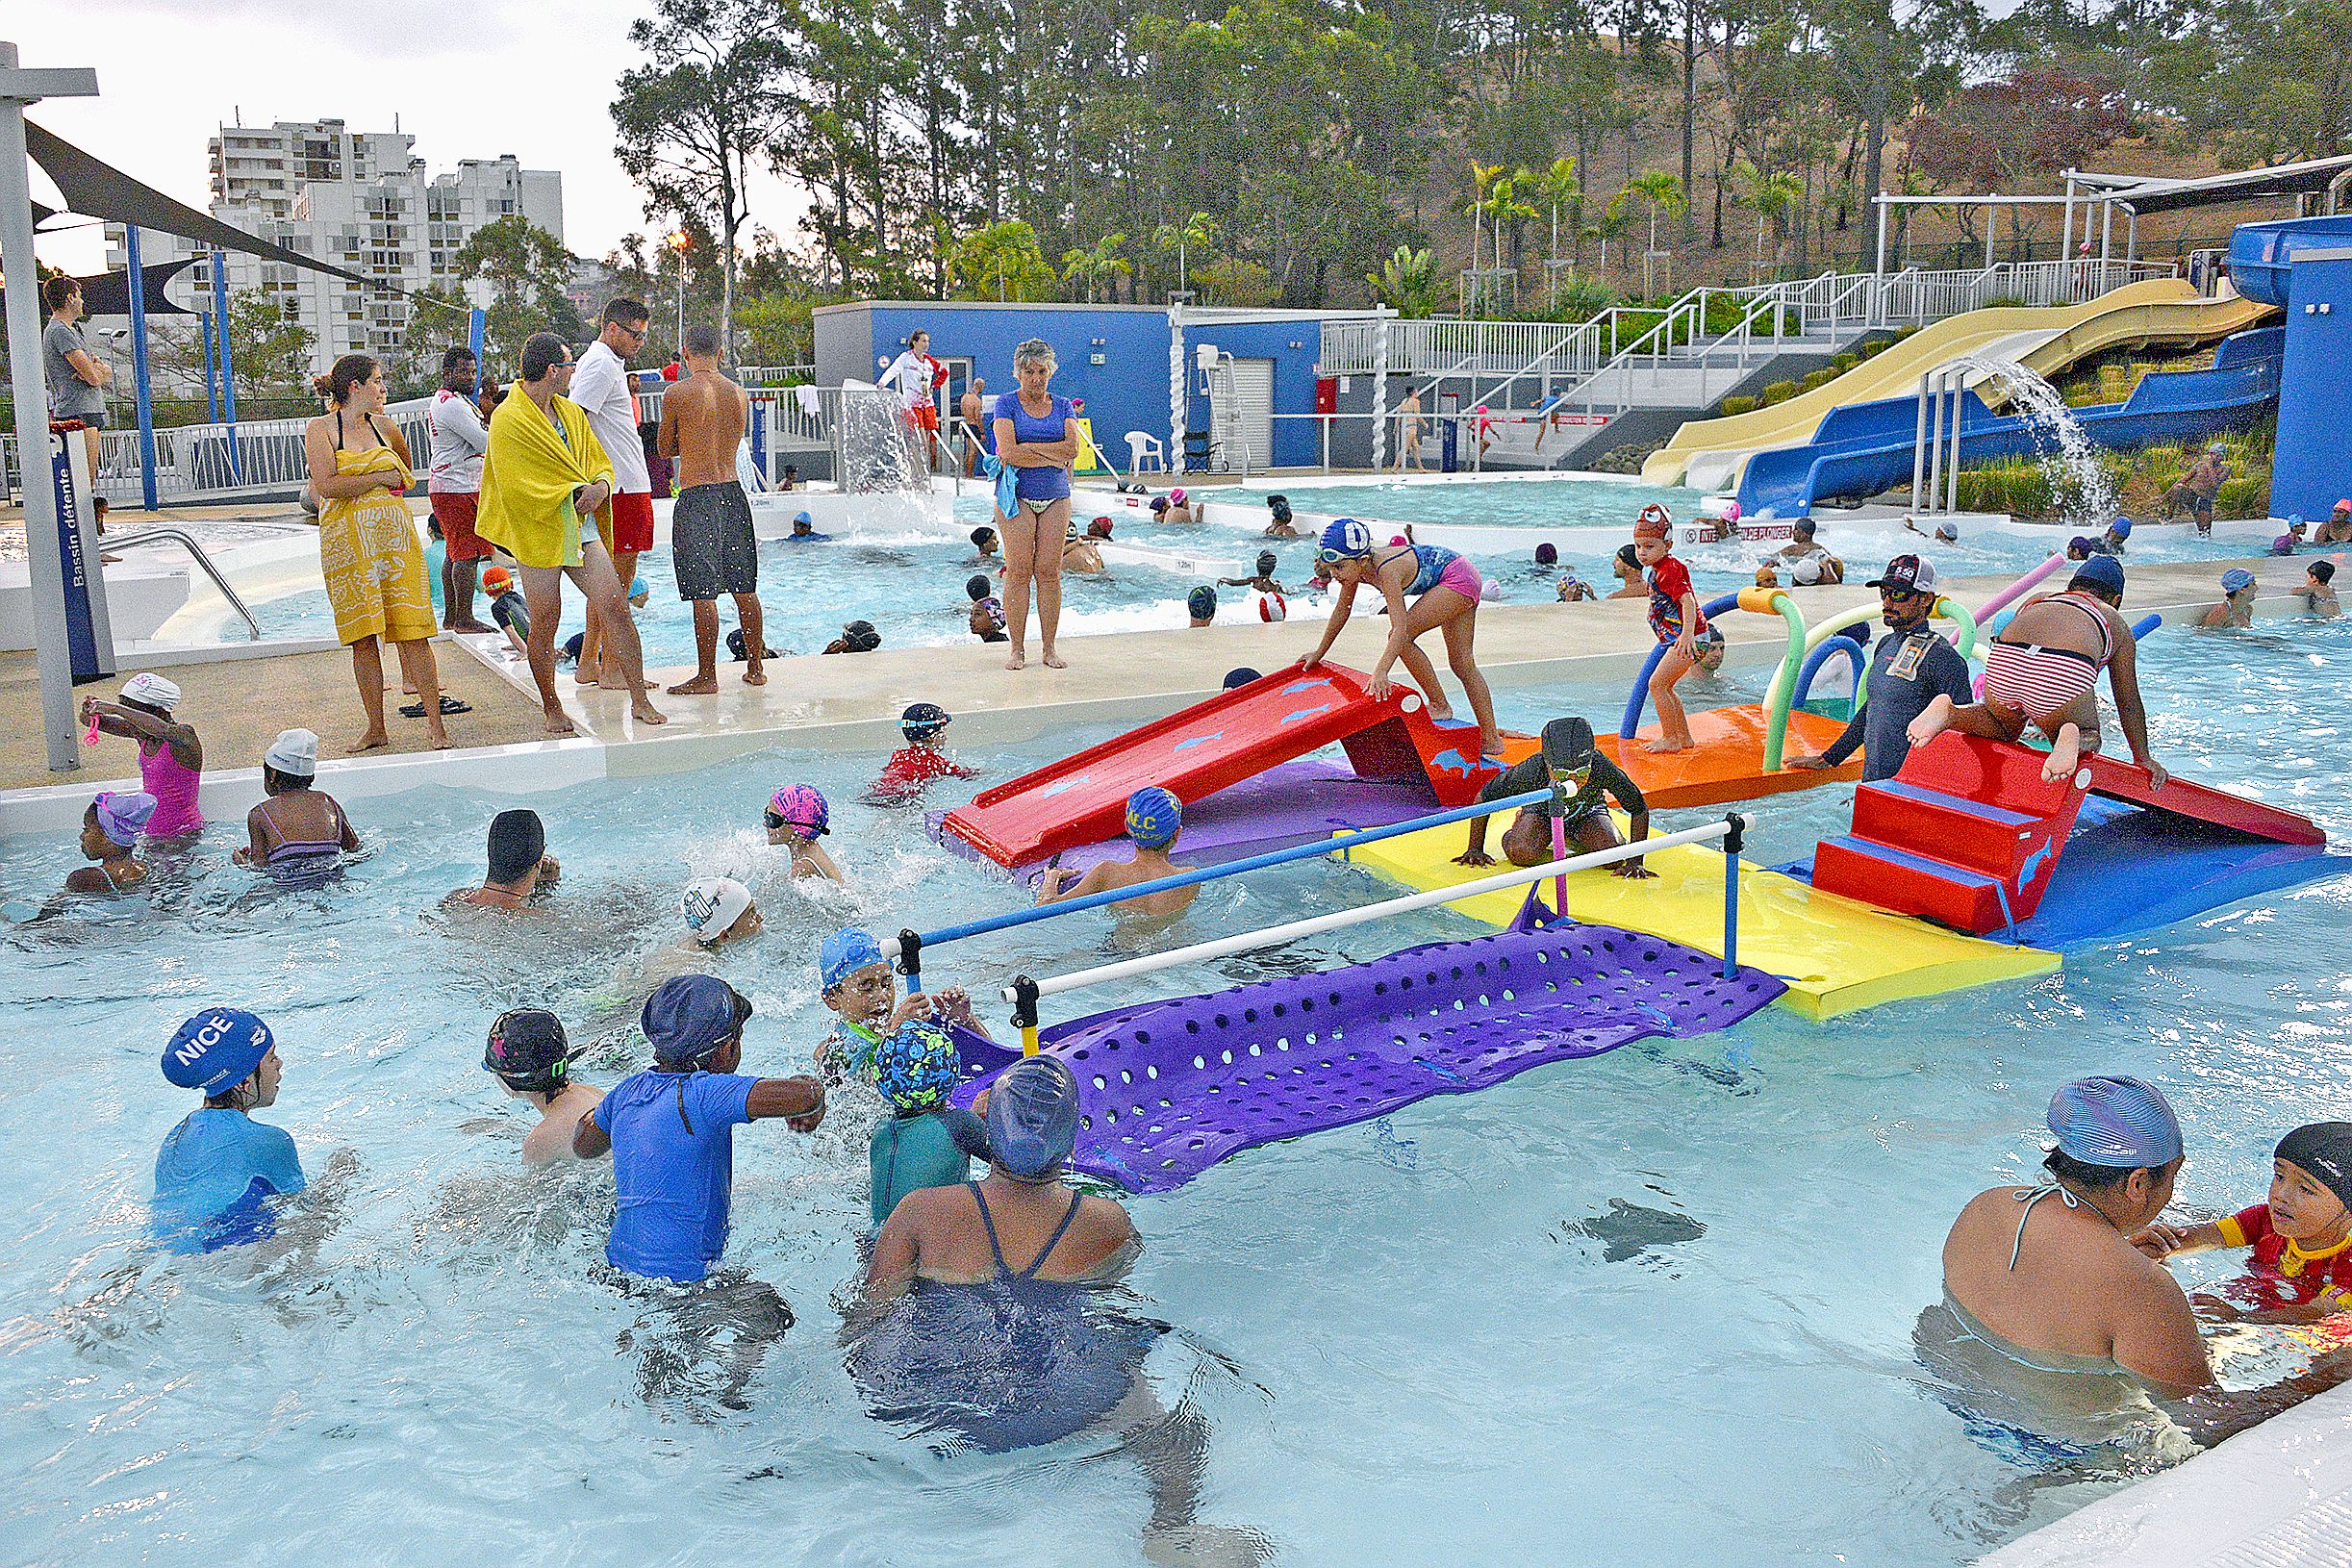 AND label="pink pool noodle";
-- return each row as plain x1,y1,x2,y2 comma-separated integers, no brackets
1972,553,2065,625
